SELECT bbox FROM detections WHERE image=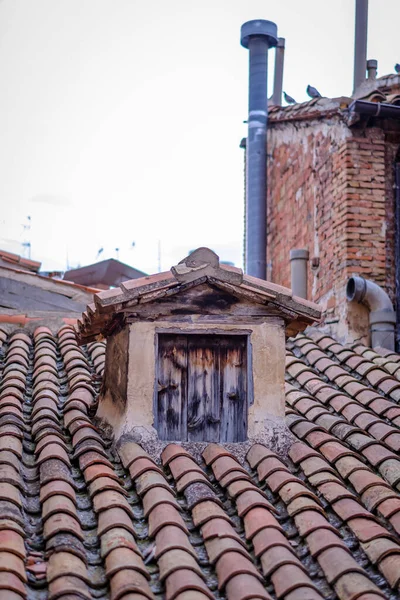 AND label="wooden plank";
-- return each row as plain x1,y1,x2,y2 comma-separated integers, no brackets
127,283,281,319
187,336,220,442
156,335,187,441
220,336,247,442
